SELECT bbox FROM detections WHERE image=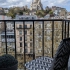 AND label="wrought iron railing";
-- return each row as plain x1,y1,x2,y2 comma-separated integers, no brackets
0,19,70,70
